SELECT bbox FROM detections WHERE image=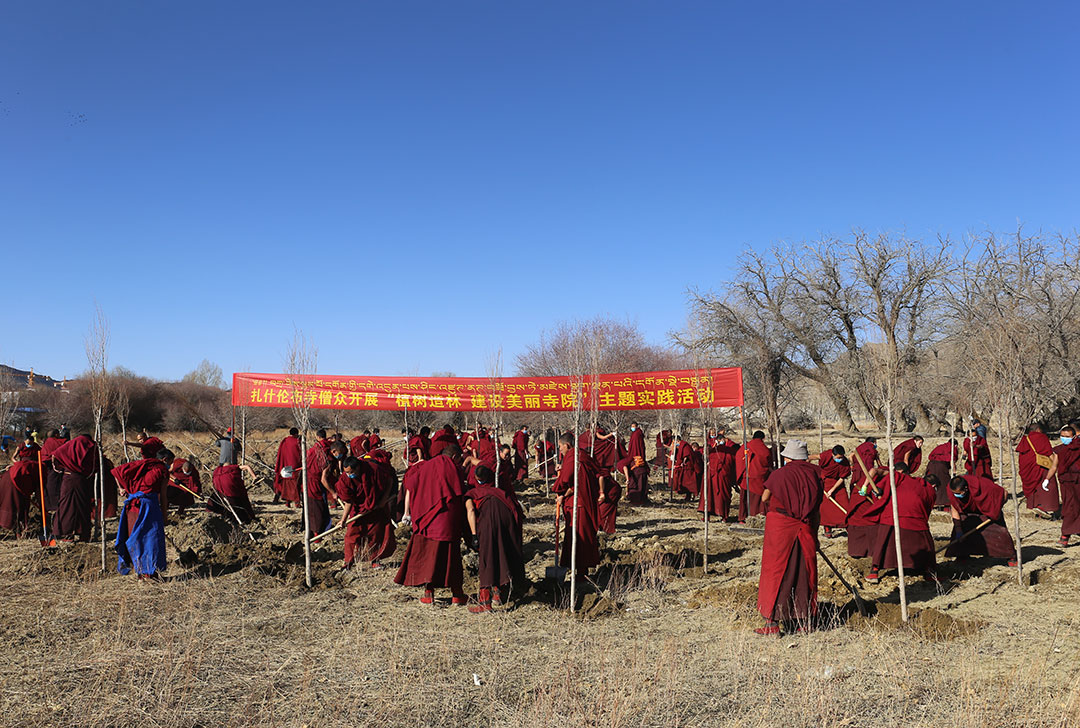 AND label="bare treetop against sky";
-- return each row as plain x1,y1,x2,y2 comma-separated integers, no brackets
2,3,1076,381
